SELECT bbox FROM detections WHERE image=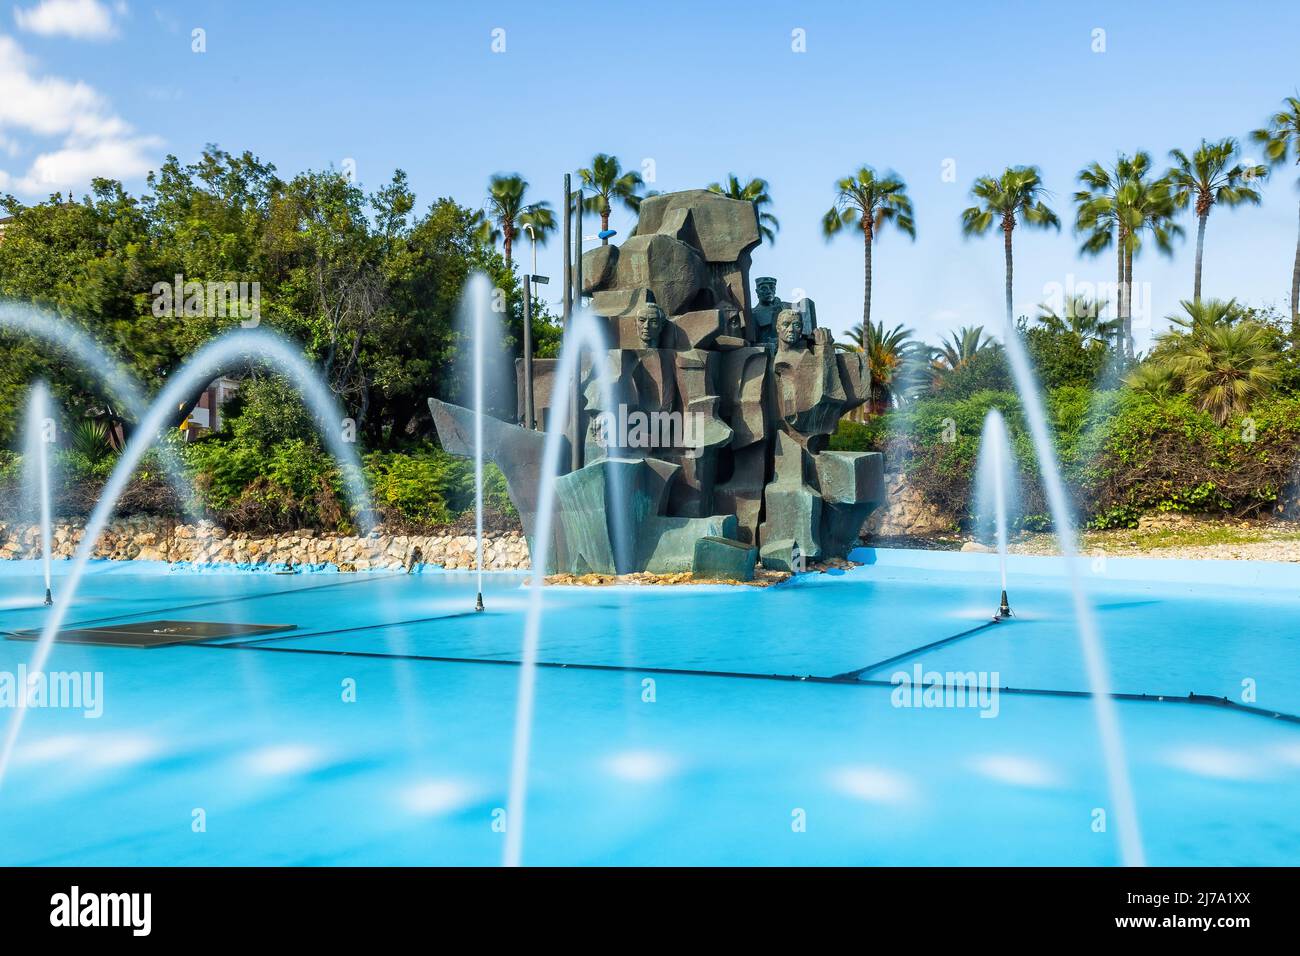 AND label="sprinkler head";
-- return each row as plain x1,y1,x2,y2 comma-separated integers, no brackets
475,592,485,613
995,589,1012,621
43,587,53,607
